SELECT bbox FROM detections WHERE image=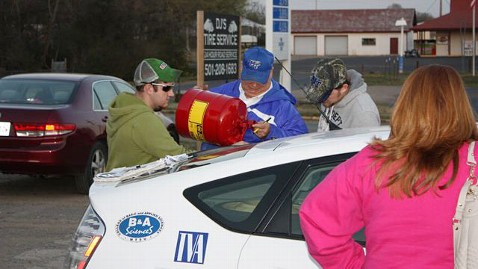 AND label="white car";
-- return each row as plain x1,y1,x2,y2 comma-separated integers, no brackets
66,126,390,268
